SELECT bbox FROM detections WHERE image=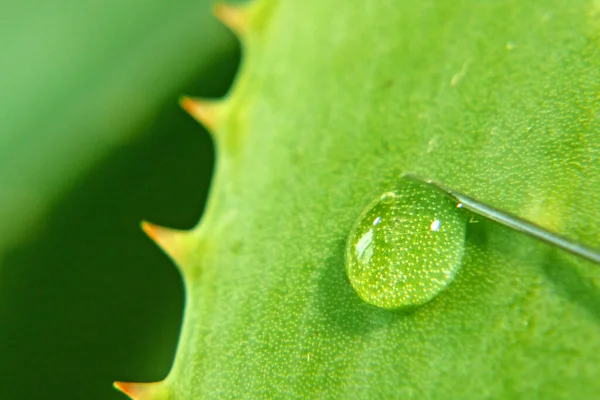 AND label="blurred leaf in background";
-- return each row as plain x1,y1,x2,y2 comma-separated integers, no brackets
0,0,235,256
0,0,238,399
